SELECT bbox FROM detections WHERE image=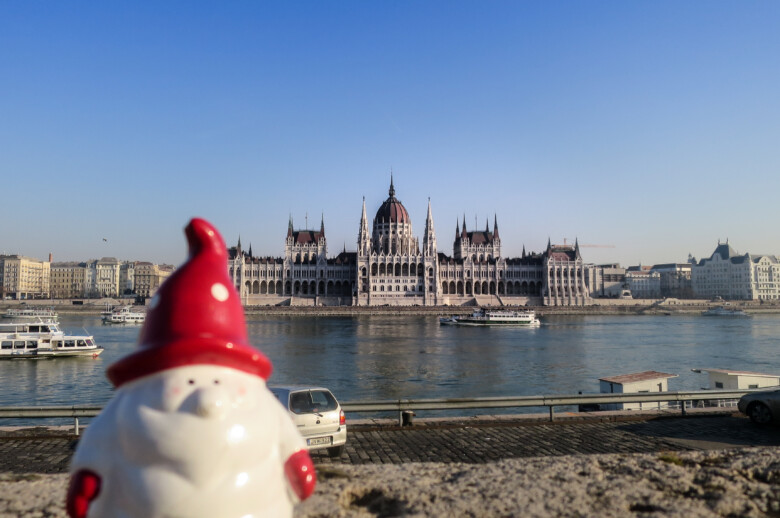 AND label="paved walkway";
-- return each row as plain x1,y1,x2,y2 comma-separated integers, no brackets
1,414,778,473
